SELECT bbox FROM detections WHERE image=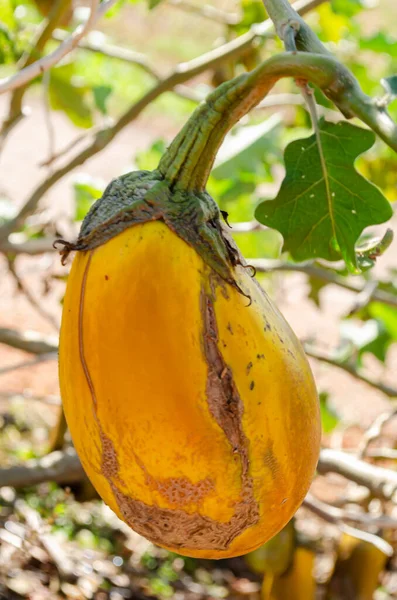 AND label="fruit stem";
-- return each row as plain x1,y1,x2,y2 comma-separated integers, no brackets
157,52,359,192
